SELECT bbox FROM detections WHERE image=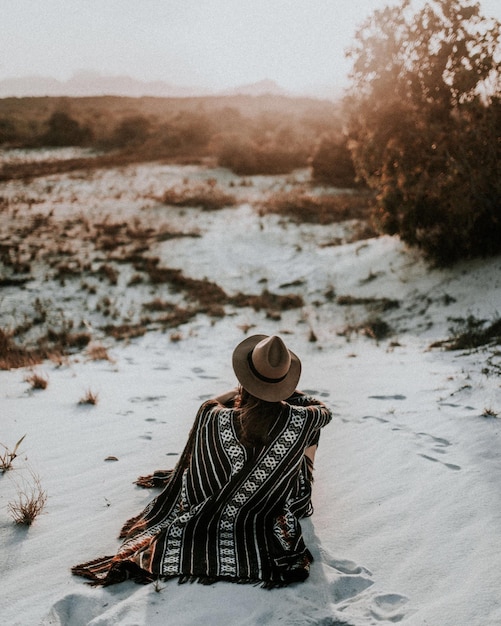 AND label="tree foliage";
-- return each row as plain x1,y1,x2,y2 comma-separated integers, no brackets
345,0,501,264
42,111,92,146
310,134,363,187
